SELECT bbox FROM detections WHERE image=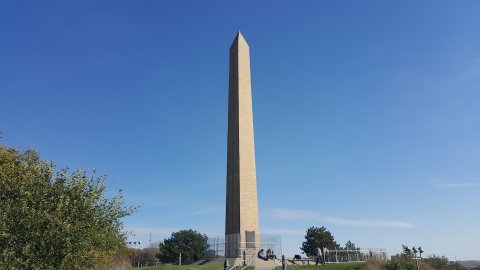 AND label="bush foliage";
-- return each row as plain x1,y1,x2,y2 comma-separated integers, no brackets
0,145,136,269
